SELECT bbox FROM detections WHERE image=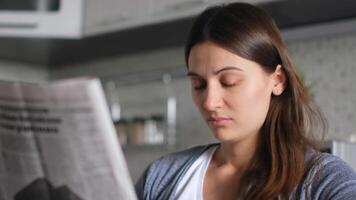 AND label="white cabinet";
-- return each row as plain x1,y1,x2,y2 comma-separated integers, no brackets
0,0,207,39
0,0,83,38
0,0,279,38
323,140,356,170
